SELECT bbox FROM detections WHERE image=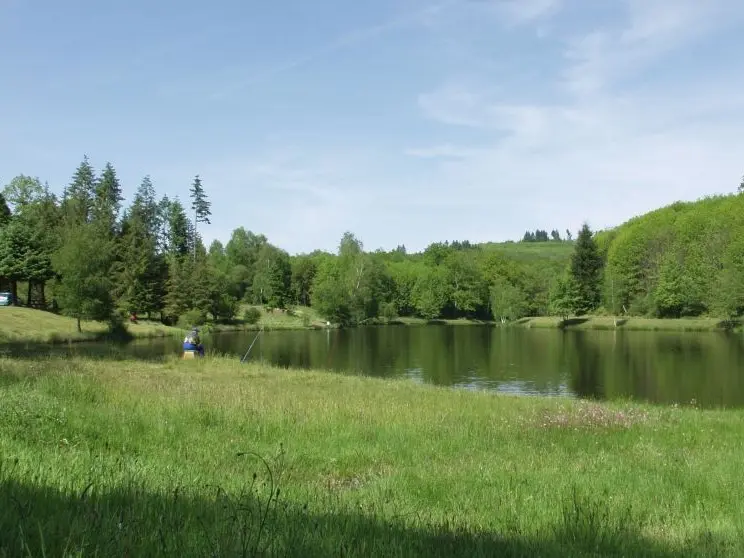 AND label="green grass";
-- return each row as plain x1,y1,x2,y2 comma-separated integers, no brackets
0,306,326,346
1,356,742,556
387,316,495,326
0,307,182,344
517,315,733,332
481,240,576,263
242,304,328,329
